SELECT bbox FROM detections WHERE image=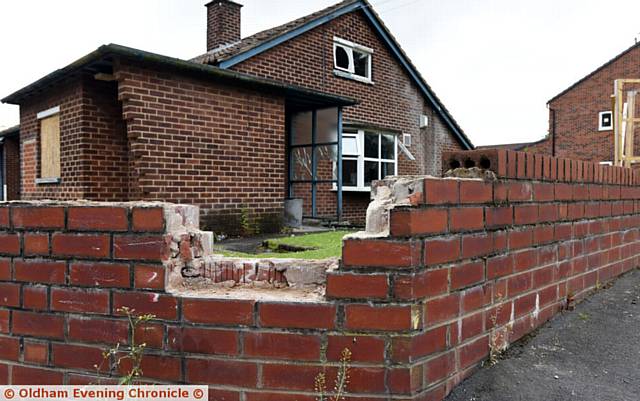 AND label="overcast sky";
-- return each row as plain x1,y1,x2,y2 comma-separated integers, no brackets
1,0,640,146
